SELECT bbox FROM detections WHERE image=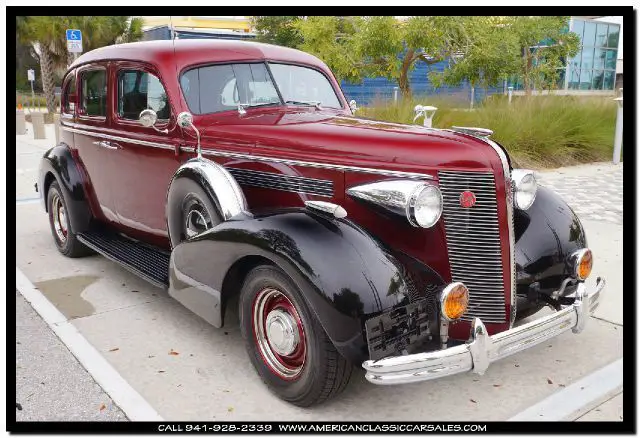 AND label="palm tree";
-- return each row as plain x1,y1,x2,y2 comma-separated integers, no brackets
17,16,144,115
